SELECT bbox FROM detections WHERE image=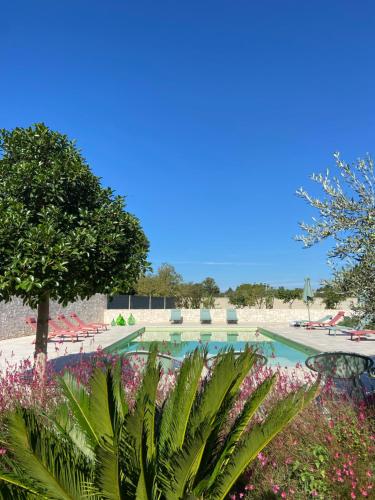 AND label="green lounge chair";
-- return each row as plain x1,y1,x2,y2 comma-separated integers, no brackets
170,309,183,324
200,309,211,324
226,308,238,324
290,314,332,327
